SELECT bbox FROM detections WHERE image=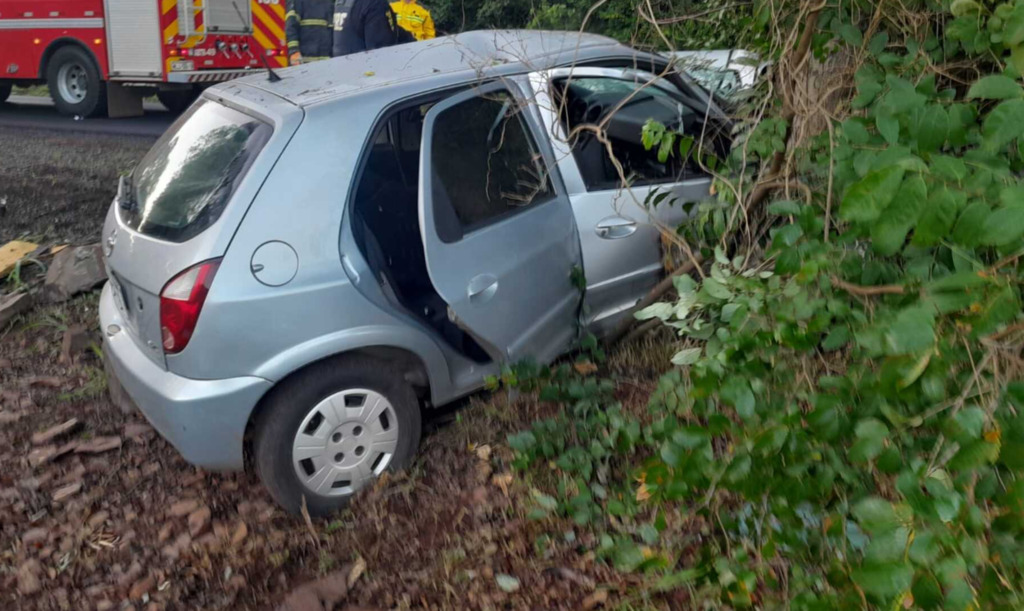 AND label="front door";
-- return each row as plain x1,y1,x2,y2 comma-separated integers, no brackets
526,67,714,335
418,81,583,365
